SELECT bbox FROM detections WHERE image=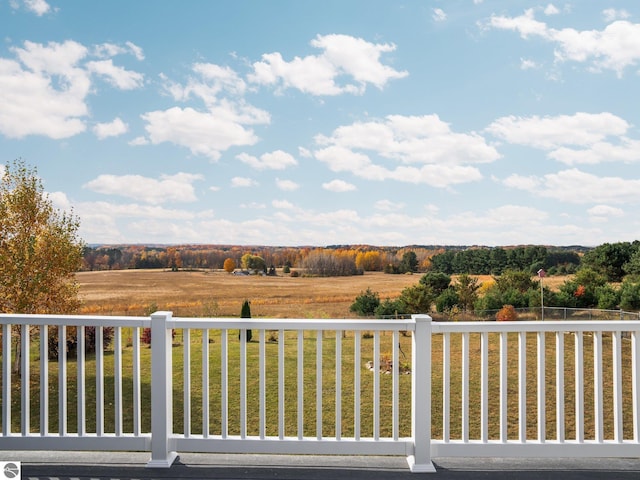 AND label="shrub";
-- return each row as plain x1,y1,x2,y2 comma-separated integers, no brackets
435,287,459,313
290,270,299,277
350,288,380,316
282,265,291,274
375,298,406,318
48,325,114,360
496,305,518,322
